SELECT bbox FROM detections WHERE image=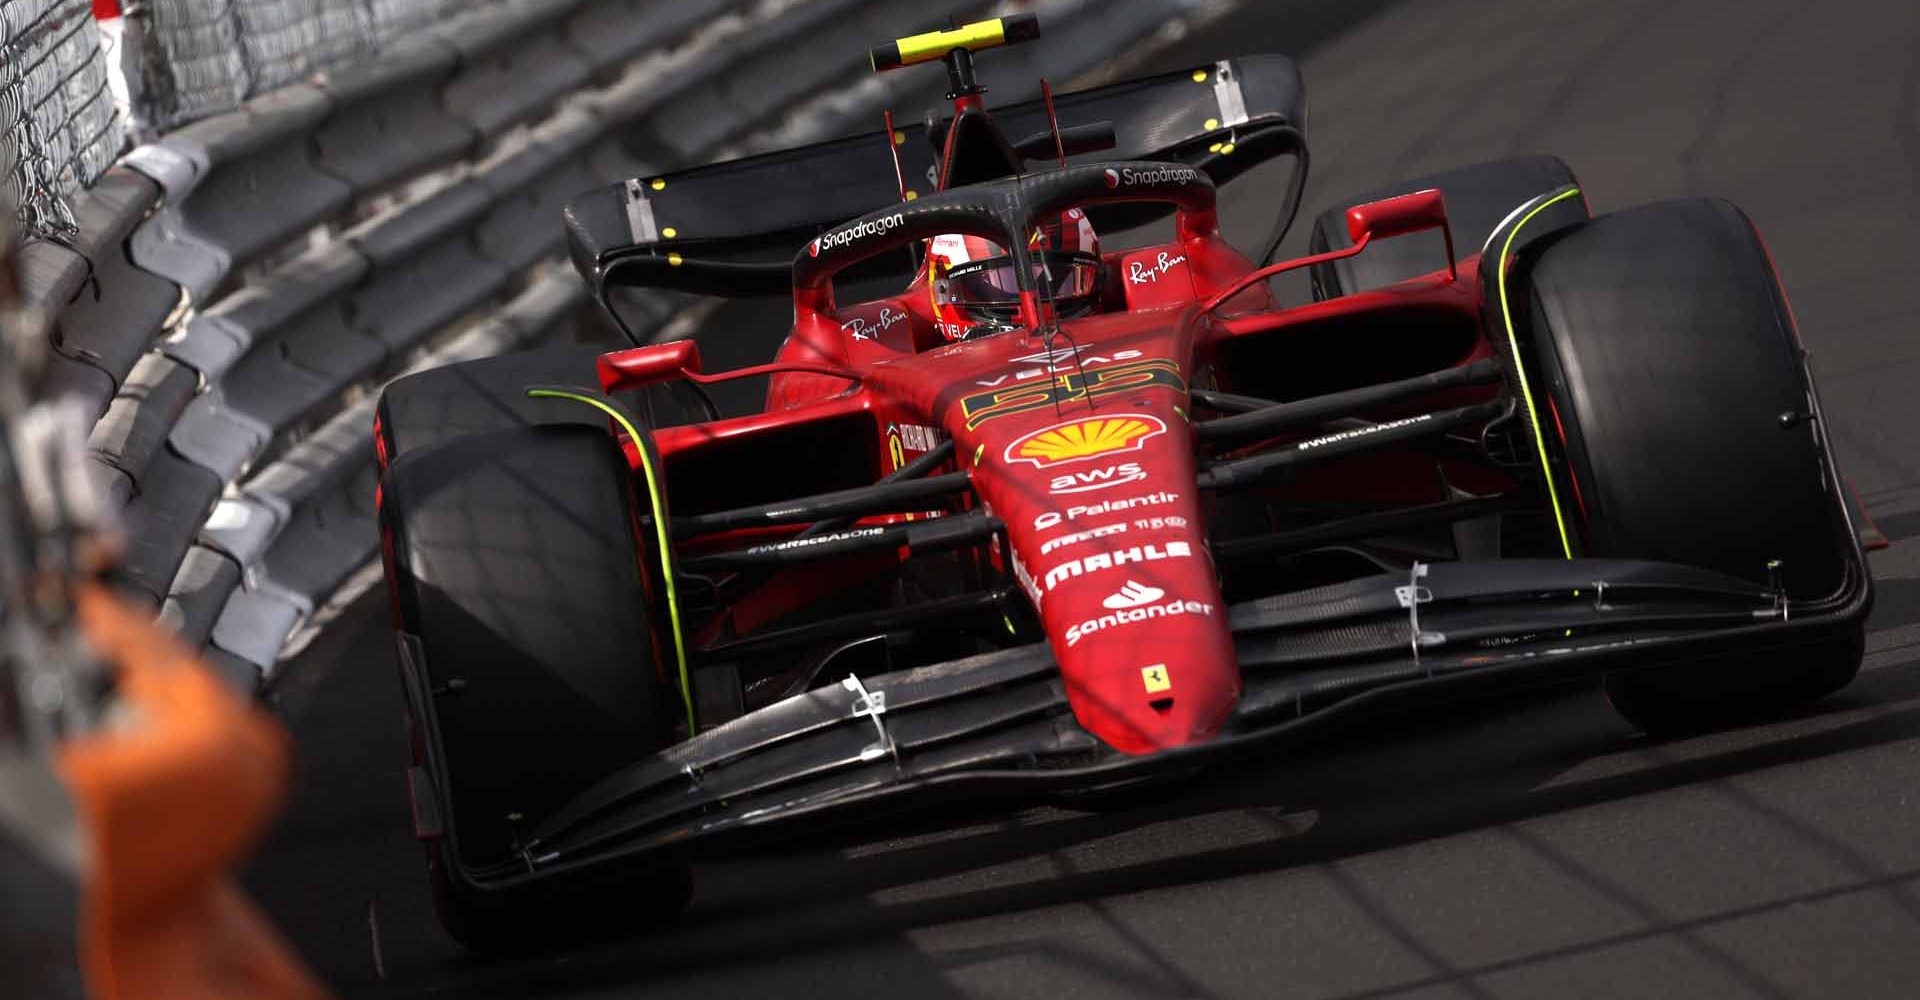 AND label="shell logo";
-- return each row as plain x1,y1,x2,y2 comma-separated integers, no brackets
1004,413,1167,468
